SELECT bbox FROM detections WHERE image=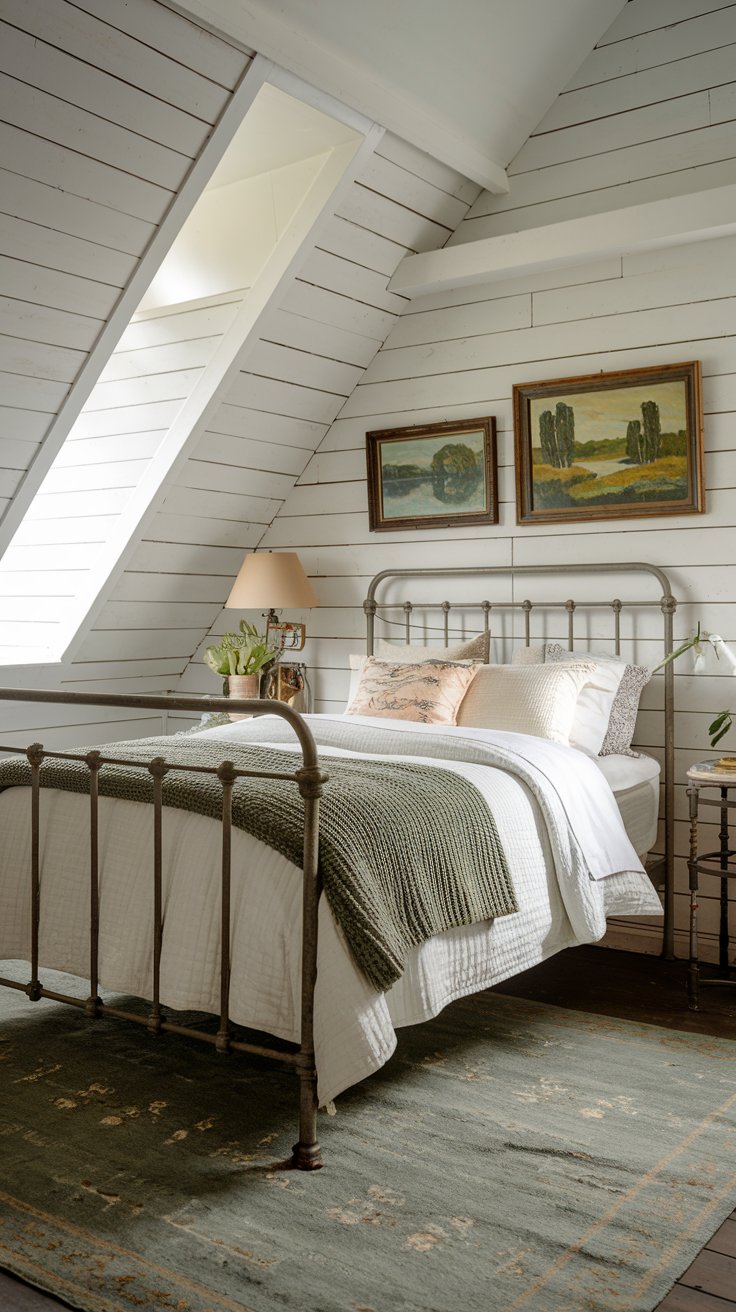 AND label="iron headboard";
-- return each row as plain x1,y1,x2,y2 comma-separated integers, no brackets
363,562,677,958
